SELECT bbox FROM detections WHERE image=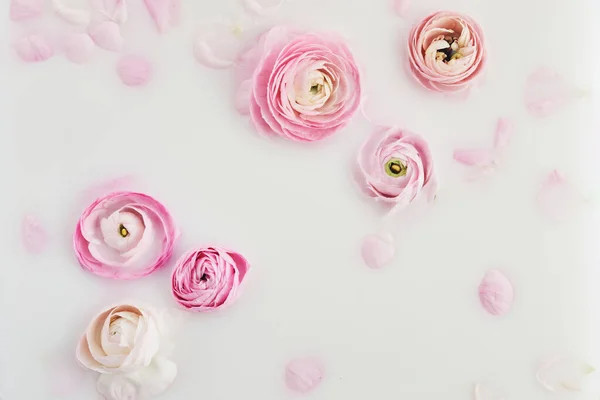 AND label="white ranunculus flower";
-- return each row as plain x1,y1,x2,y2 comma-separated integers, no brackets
76,303,177,400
